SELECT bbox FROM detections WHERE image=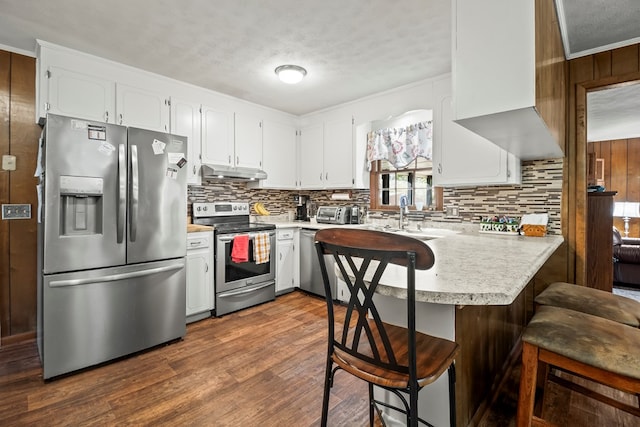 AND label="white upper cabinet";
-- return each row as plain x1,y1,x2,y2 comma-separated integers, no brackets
170,97,202,185
433,77,521,186
298,115,358,190
323,116,354,188
299,123,325,189
260,119,297,188
234,112,263,170
201,105,234,167
44,66,115,123
116,83,170,132
452,0,565,160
